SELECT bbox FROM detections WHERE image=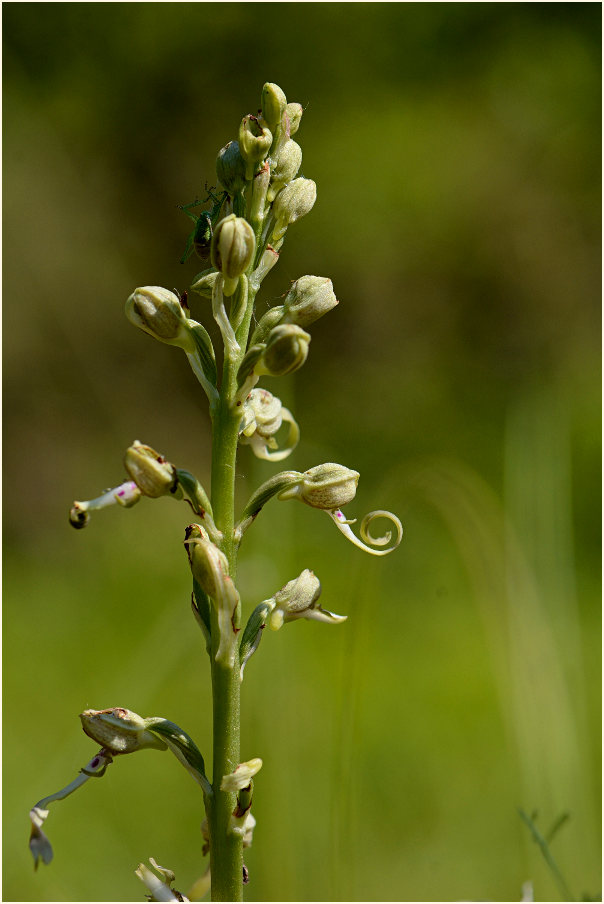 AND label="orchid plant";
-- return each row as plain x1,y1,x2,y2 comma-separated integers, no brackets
29,82,402,902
